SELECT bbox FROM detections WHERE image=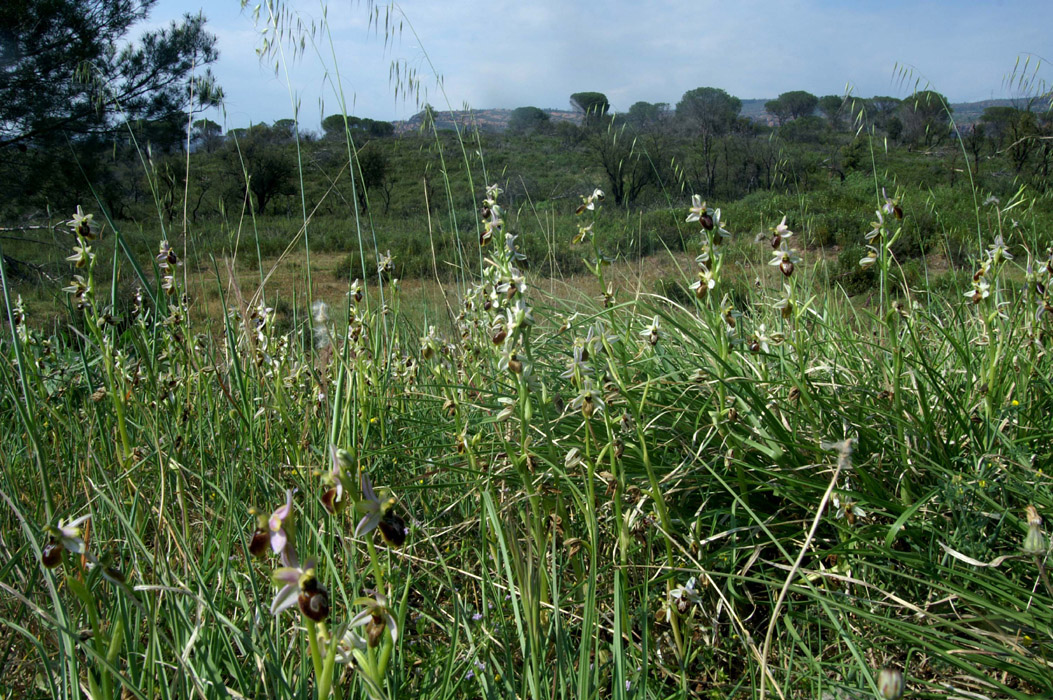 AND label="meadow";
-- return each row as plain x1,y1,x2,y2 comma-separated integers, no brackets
2,9,1053,700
